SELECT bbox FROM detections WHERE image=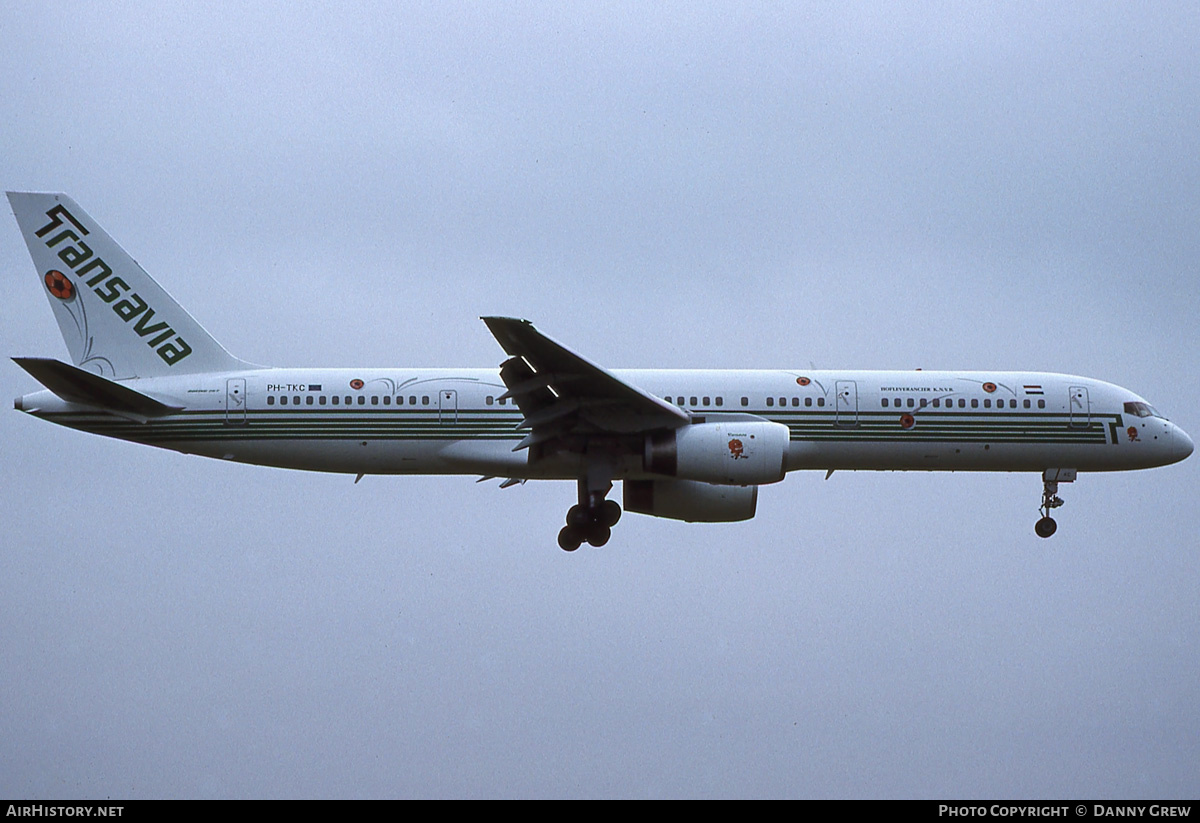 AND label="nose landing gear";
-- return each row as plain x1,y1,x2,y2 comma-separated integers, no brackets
1035,469,1076,538
1035,483,1063,538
